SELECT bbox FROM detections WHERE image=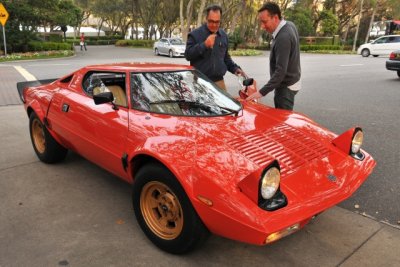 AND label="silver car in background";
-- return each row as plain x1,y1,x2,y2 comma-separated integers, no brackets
153,38,185,58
